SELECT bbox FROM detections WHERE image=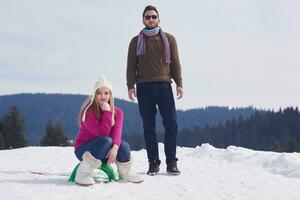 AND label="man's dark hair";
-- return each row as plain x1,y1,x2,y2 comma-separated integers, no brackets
142,5,159,18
